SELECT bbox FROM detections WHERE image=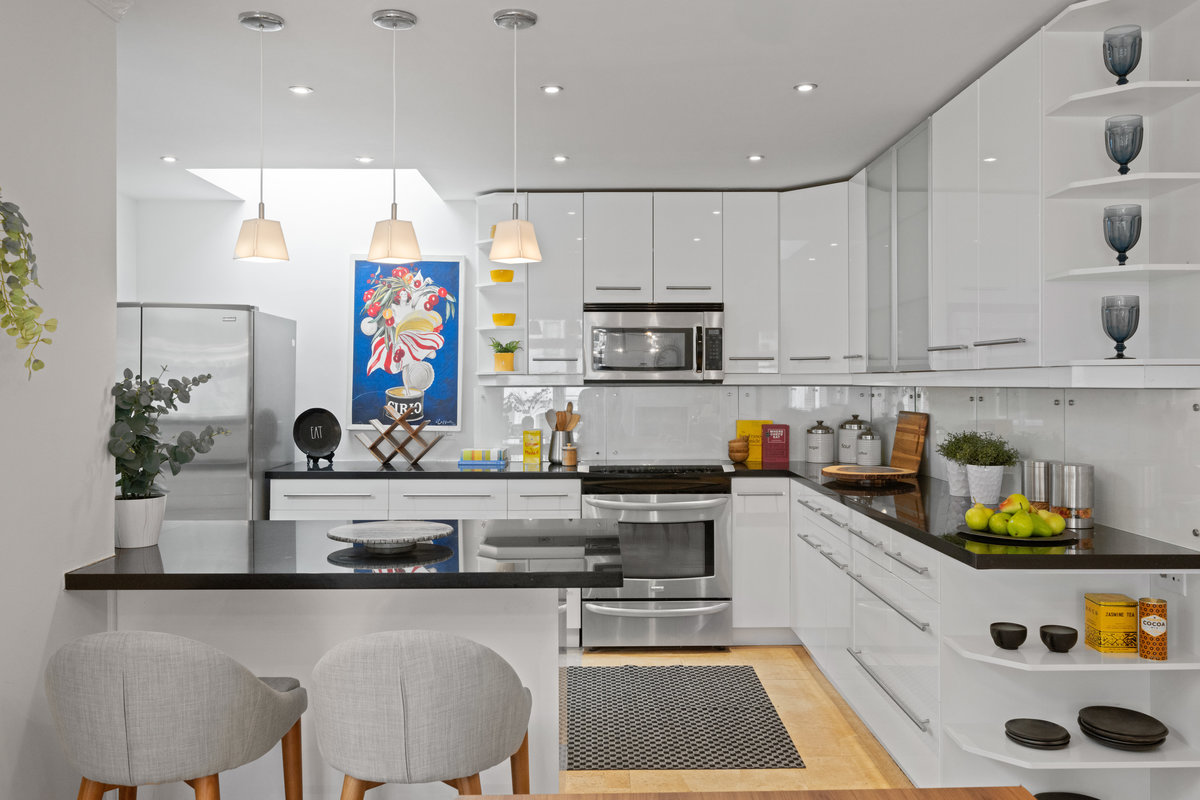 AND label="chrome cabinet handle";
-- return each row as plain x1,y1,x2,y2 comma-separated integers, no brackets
518,493,571,498
531,357,578,362
927,344,969,351
972,337,1026,347
282,492,375,498
846,648,930,732
402,493,495,499
847,526,883,548
585,602,730,618
842,354,864,359
594,285,642,291
664,285,713,291
584,497,728,512
885,549,930,575
789,355,831,361
848,572,931,632
728,356,776,361
818,510,847,528
796,499,819,511
819,549,849,571
736,491,785,497
797,533,822,548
